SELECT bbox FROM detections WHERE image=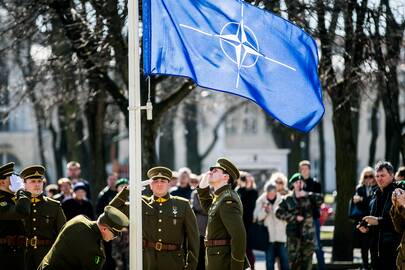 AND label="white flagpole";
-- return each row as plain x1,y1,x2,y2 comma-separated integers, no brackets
128,0,142,269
